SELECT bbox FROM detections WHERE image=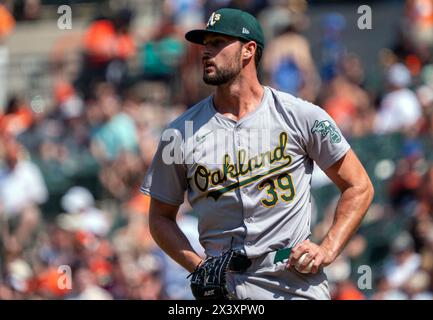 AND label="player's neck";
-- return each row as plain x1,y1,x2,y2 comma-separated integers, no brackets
213,76,264,121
